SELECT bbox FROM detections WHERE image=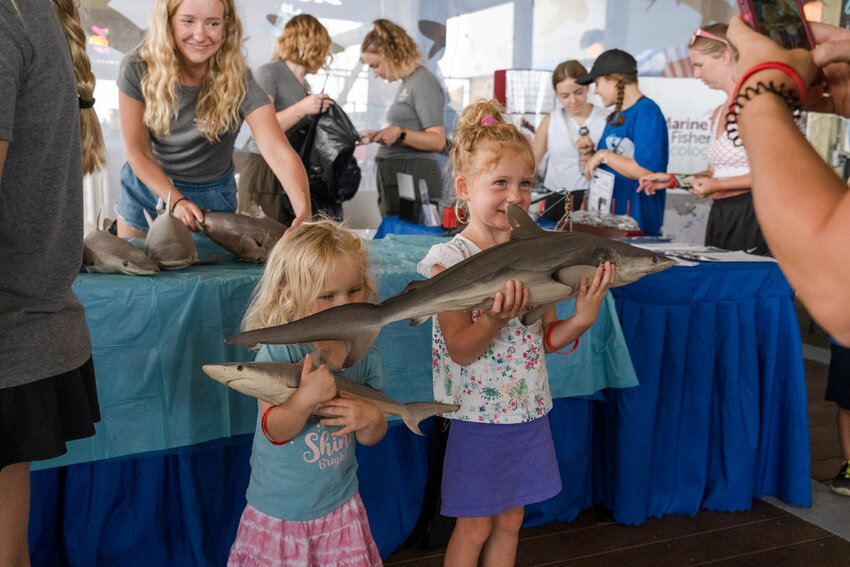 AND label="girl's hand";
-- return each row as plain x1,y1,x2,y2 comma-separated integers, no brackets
293,354,337,408
172,197,204,230
486,280,529,324
637,172,671,195
573,261,615,328
297,93,334,117
584,150,607,180
688,176,718,198
808,22,850,115
317,391,386,438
